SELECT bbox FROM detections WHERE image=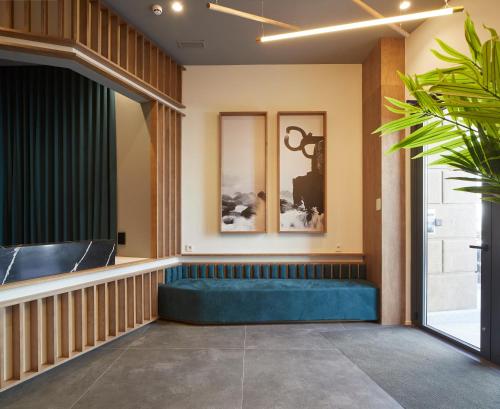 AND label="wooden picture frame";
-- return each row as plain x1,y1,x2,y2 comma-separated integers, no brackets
219,112,268,234
278,111,327,233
